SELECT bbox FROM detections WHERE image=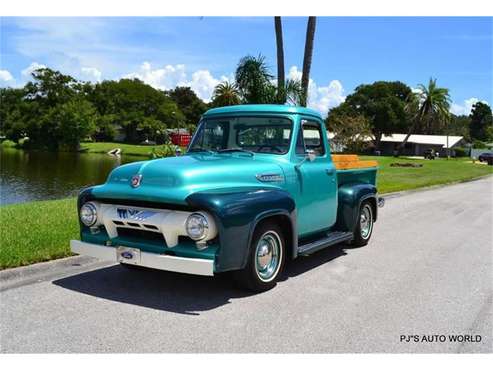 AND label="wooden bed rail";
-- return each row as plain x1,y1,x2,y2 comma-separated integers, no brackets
331,154,378,170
